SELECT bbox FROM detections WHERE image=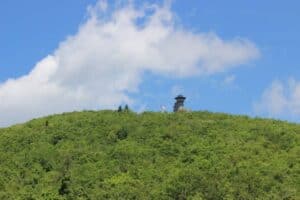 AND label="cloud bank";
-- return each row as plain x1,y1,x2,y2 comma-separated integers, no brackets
0,1,259,127
254,78,300,119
